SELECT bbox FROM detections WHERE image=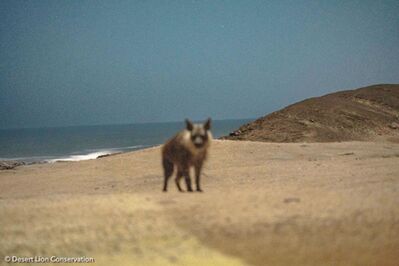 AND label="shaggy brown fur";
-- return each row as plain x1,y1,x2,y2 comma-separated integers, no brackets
162,118,212,192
